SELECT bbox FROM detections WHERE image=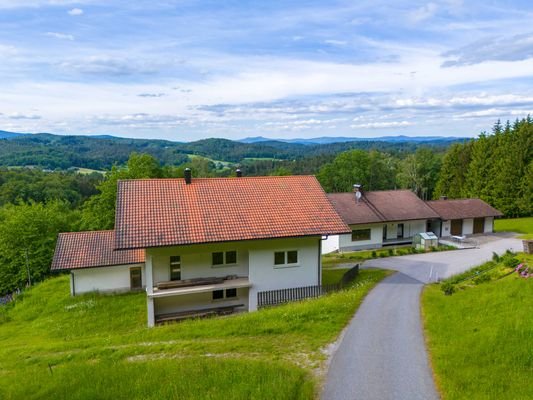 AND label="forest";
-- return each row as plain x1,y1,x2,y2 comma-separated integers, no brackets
0,118,531,295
